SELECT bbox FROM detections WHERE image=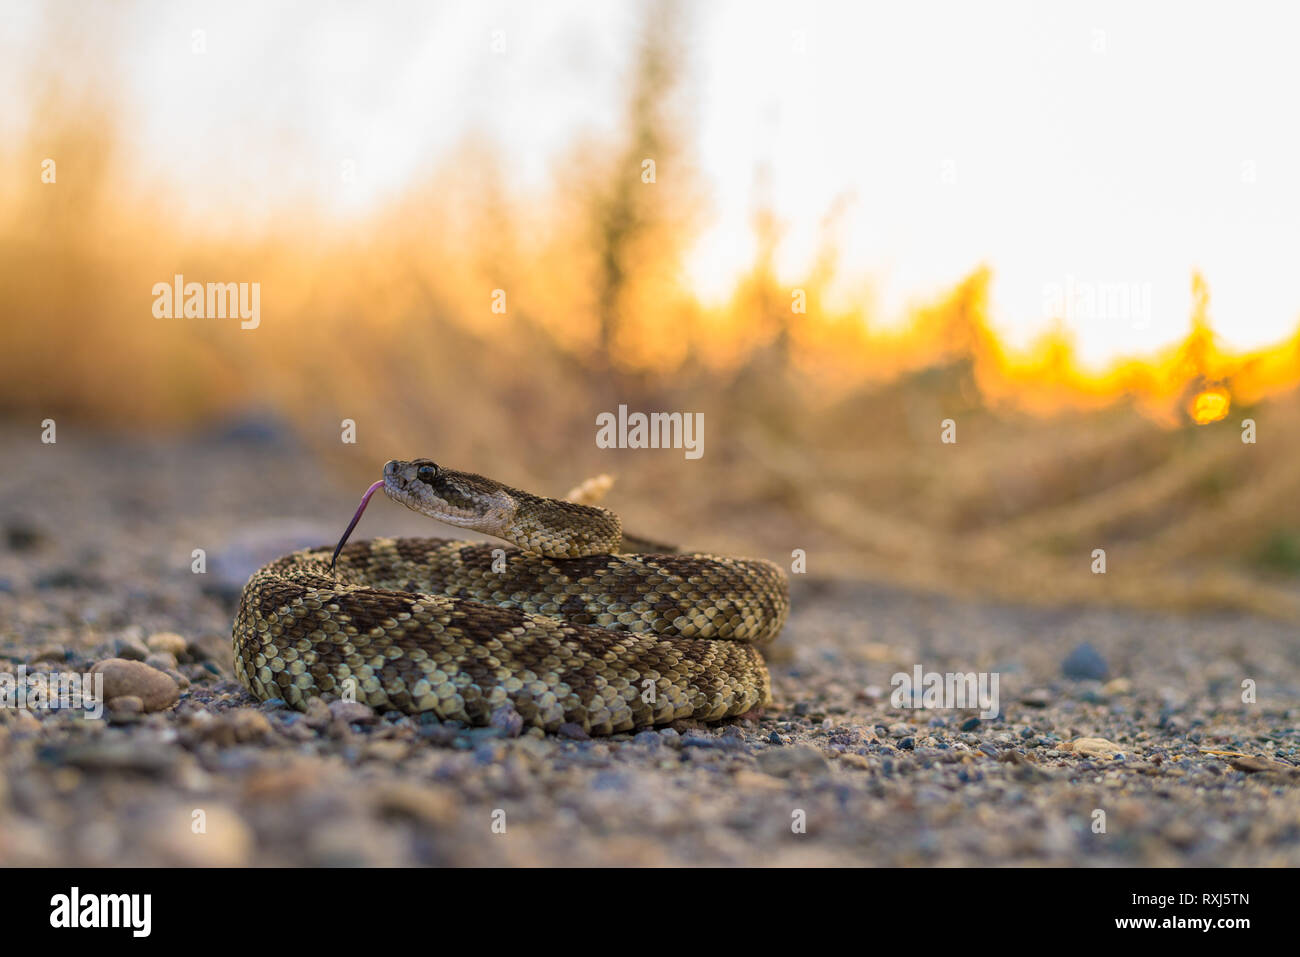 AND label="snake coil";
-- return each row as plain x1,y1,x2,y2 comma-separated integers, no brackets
233,460,788,735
